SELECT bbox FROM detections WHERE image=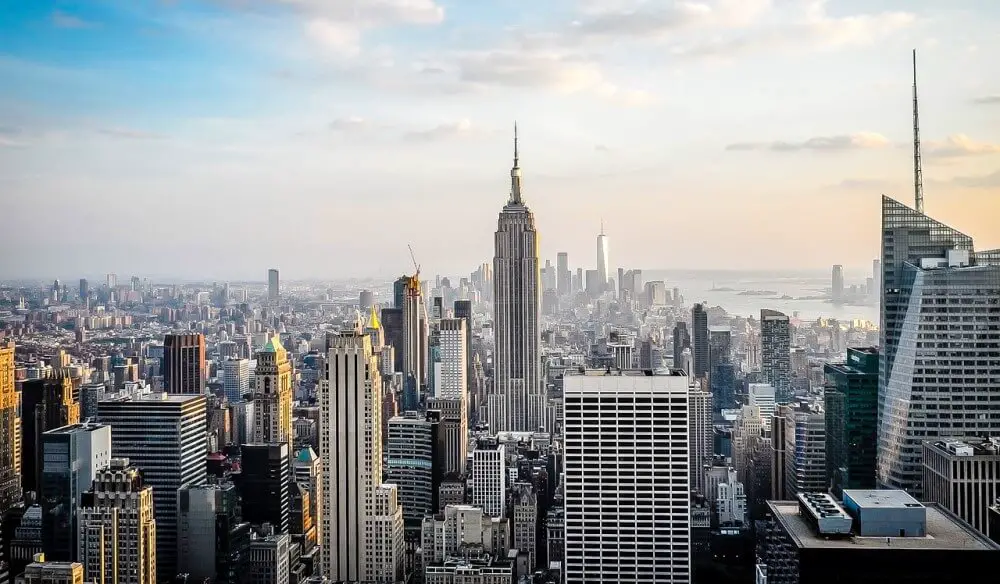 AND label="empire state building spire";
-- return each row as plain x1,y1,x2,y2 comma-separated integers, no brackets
510,122,523,204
